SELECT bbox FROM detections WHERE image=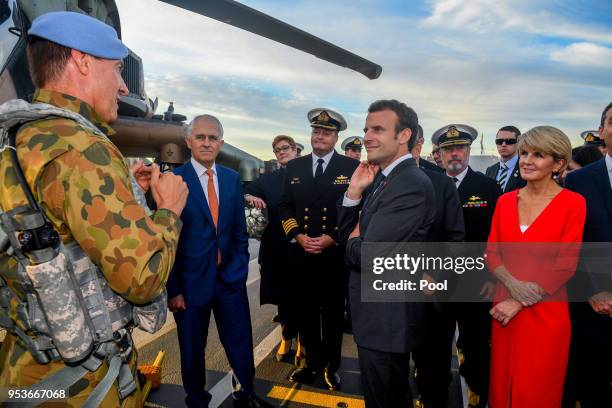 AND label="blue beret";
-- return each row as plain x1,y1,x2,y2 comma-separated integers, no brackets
28,12,128,60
